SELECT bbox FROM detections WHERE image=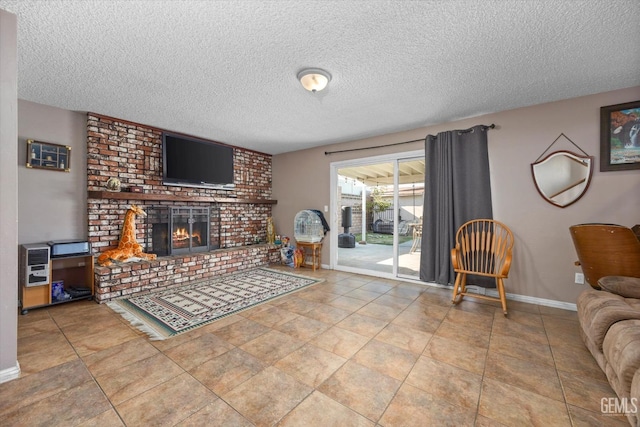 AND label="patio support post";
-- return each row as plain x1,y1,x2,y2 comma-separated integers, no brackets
361,186,367,243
